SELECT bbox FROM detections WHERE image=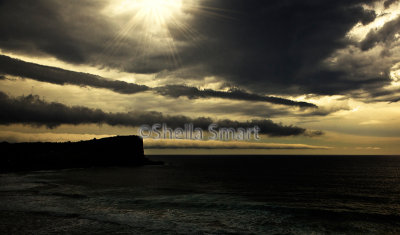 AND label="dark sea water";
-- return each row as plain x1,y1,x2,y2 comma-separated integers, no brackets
1,155,400,234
